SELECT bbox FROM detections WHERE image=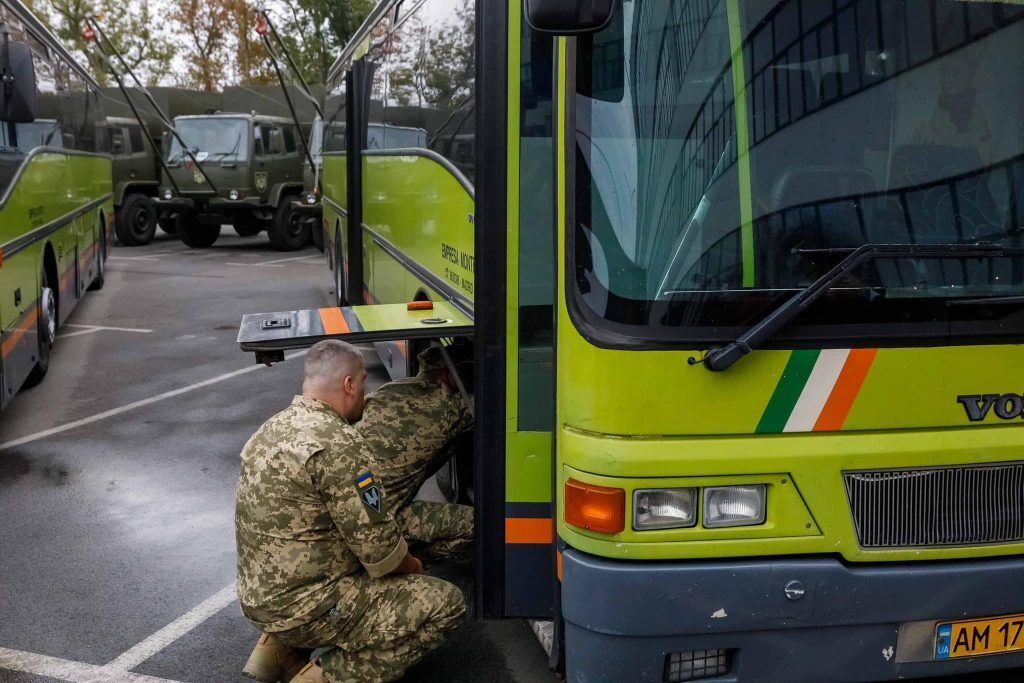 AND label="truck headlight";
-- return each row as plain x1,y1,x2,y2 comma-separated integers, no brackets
633,488,697,530
703,485,766,528
229,189,240,200
162,188,173,200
